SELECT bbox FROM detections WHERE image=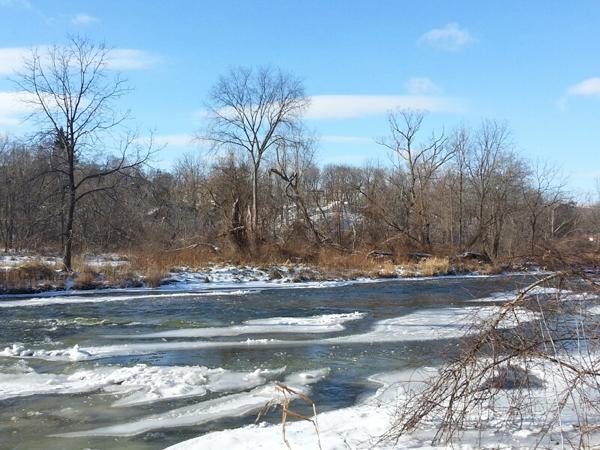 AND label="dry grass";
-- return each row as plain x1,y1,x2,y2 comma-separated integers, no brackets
143,267,168,287
0,243,510,293
0,260,63,292
368,261,399,279
72,266,101,289
418,257,452,276
316,248,377,277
